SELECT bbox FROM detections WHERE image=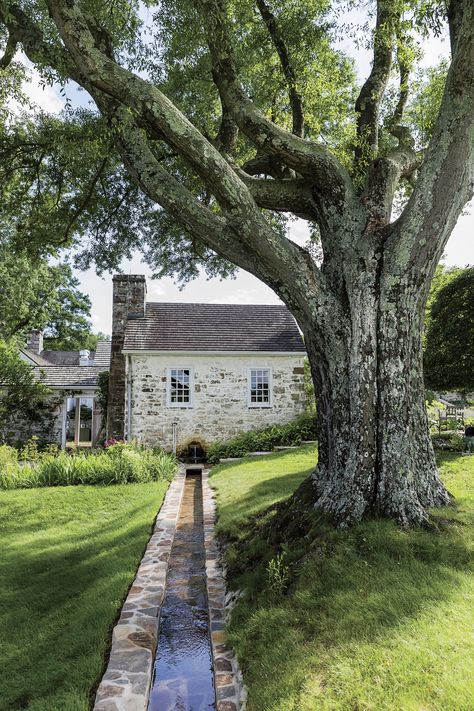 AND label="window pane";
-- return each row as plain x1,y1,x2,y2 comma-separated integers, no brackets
250,369,270,404
65,397,76,444
79,397,93,444
170,369,191,404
